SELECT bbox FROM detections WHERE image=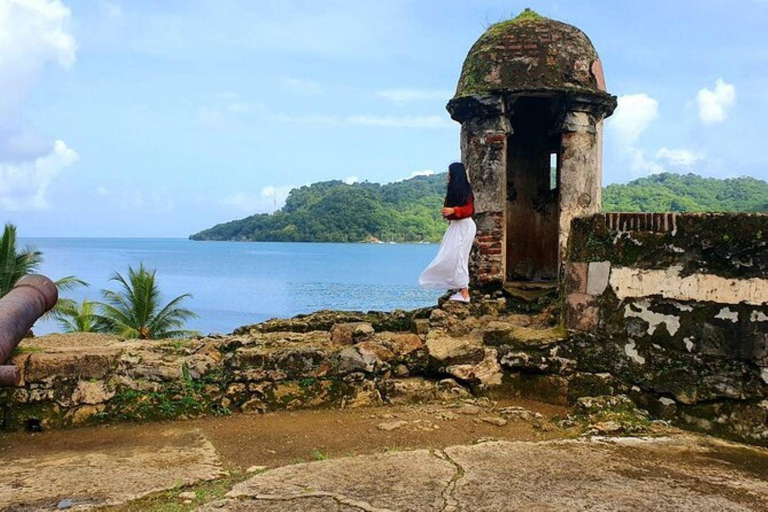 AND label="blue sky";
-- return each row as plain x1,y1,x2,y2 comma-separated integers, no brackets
1,0,766,237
